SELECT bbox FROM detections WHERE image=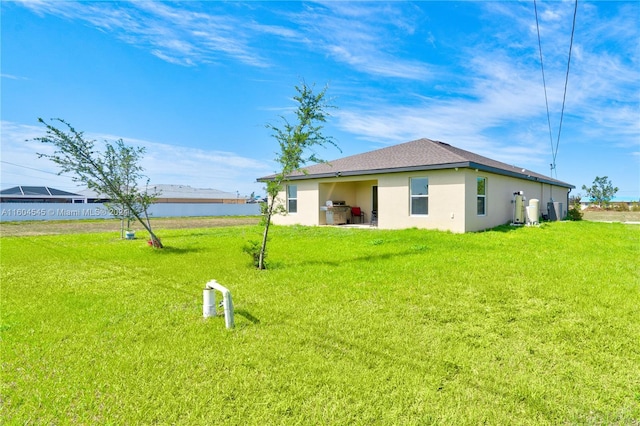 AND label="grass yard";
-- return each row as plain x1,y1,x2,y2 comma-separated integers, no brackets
1,221,639,424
